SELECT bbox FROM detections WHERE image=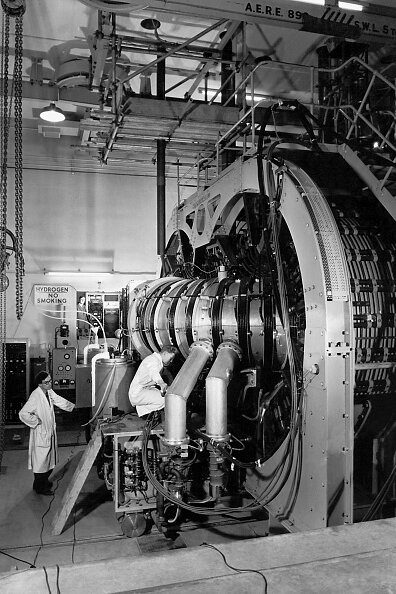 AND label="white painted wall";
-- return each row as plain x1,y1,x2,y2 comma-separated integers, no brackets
4,166,178,357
